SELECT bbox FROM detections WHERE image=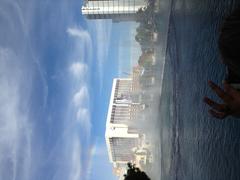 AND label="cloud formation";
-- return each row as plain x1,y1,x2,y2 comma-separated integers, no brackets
0,1,114,179
77,108,91,128
91,142,108,157
88,20,112,90
0,1,101,180
72,86,91,141
69,137,82,180
67,27,91,40
67,26,93,64
66,25,94,180
0,48,33,180
73,86,89,107
69,62,88,79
